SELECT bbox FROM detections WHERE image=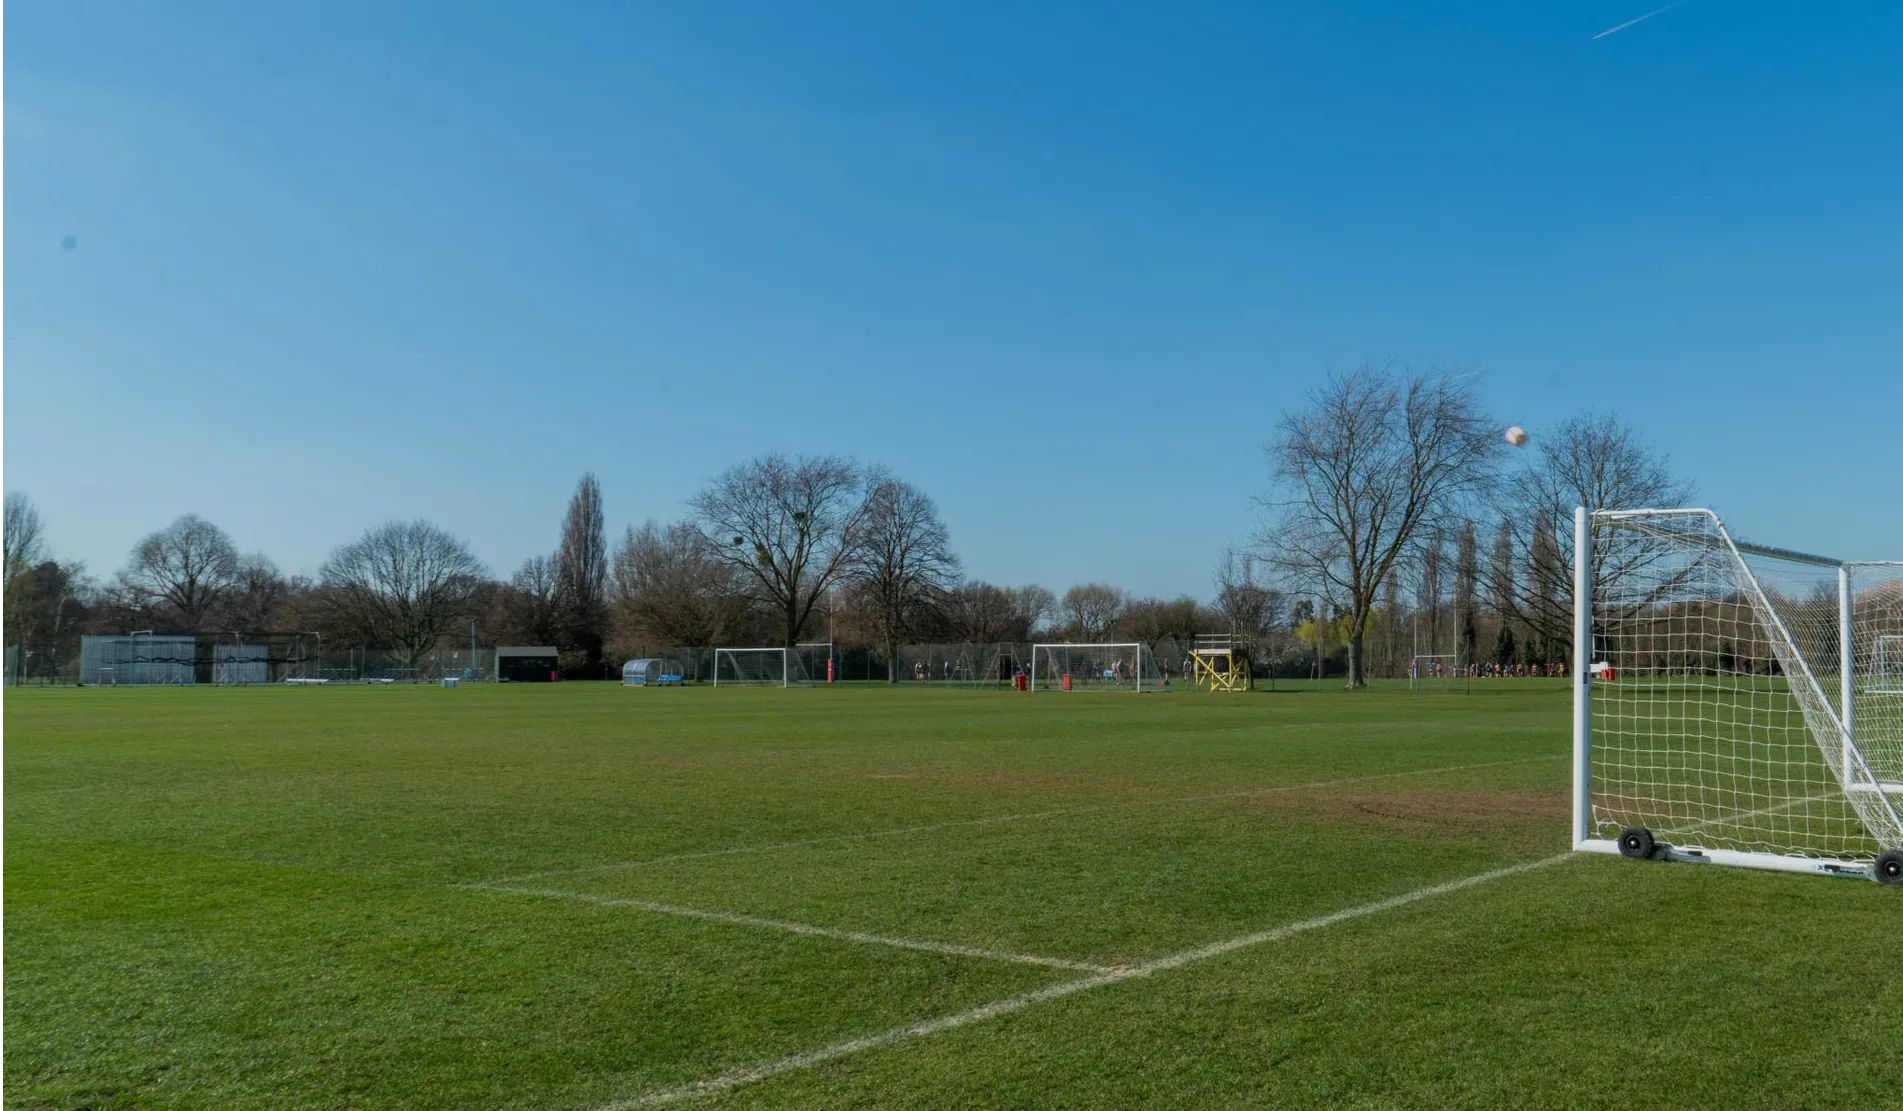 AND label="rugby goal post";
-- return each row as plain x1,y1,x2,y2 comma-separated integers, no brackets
712,647,813,688
1572,508,1903,884
1029,643,1156,692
